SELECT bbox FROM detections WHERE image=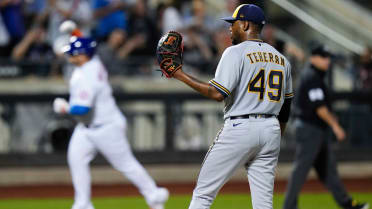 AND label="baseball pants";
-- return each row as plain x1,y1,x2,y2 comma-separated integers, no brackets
67,119,159,209
188,117,281,209
283,119,351,209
